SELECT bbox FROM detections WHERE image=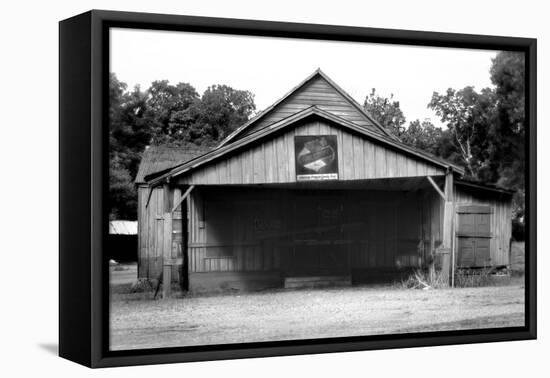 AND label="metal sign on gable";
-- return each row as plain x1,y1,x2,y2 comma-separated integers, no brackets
294,135,339,181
